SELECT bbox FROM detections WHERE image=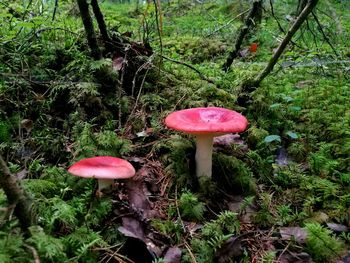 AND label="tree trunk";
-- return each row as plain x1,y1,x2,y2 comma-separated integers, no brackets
0,155,34,231
238,0,319,106
297,0,308,15
90,0,111,46
222,0,263,72
253,0,319,87
76,0,102,60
